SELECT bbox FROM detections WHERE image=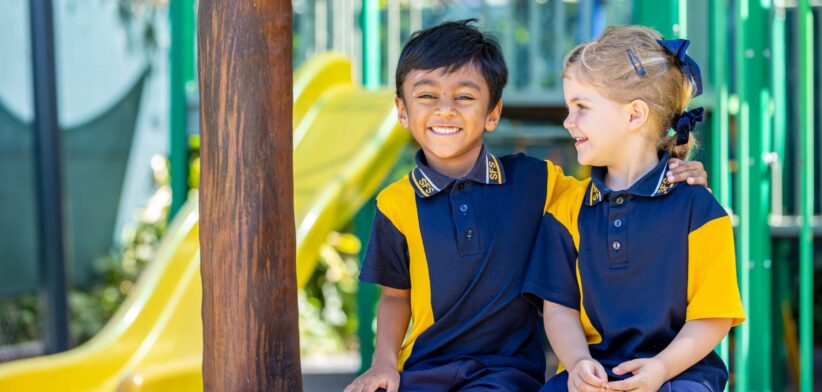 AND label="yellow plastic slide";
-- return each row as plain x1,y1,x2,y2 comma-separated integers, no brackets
0,53,408,391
